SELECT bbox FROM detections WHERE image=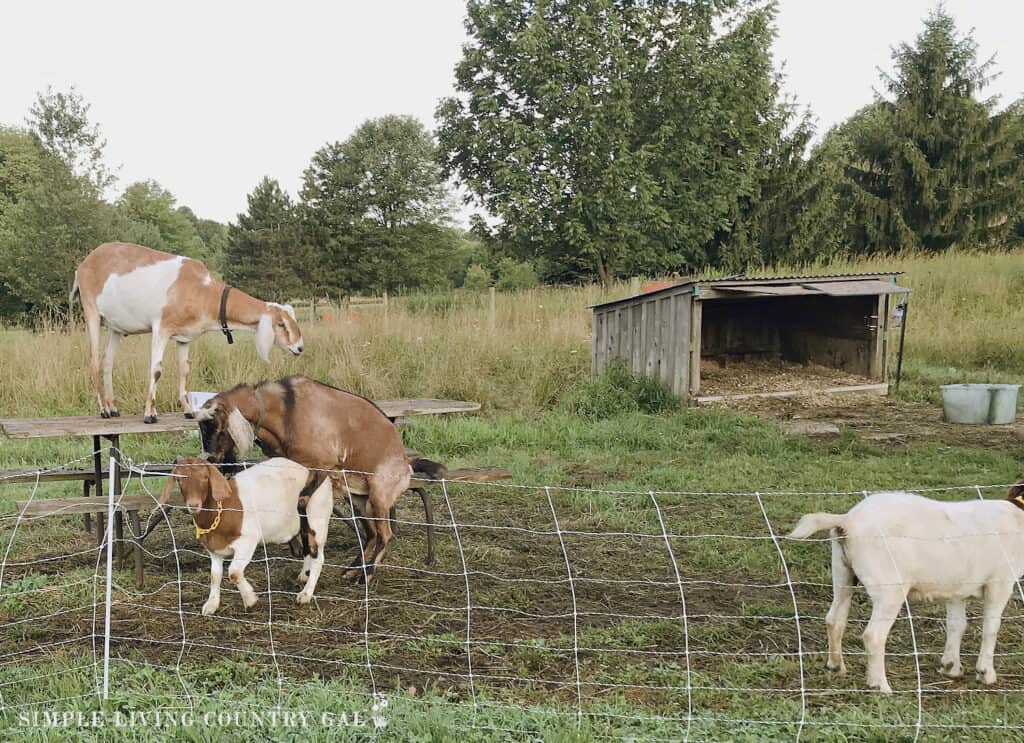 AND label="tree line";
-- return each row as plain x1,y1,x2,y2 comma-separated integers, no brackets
1,3,1022,316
